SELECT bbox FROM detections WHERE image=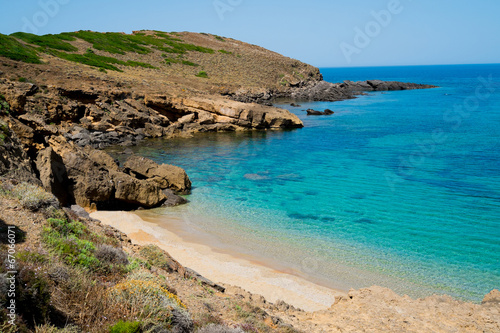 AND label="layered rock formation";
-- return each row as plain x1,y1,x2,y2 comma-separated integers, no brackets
35,135,190,209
